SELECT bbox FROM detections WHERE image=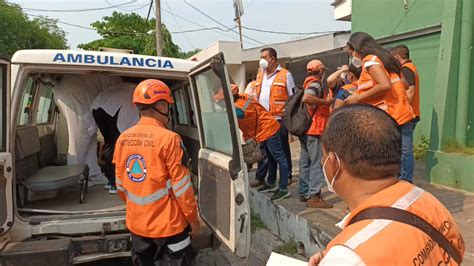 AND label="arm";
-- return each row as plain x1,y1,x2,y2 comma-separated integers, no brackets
286,71,296,96
113,143,126,202
302,93,332,106
345,64,391,104
165,135,199,230
402,67,416,103
327,65,349,89
309,245,366,266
